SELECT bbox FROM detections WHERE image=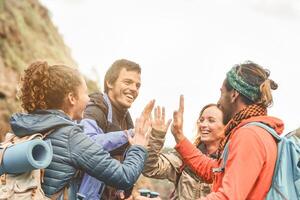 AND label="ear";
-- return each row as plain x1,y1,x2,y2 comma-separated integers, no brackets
66,92,77,106
106,80,114,90
230,90,240,103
